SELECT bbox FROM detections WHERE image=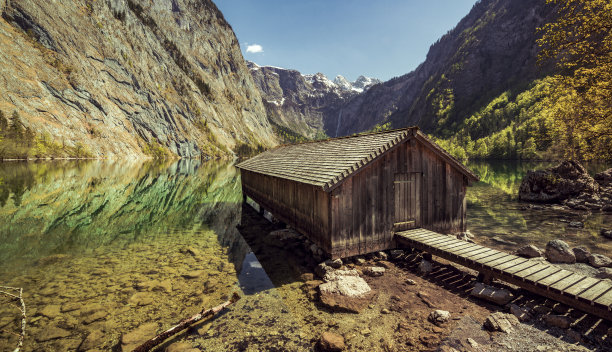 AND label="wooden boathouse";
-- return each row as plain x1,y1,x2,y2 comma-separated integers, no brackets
236,127,479,259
